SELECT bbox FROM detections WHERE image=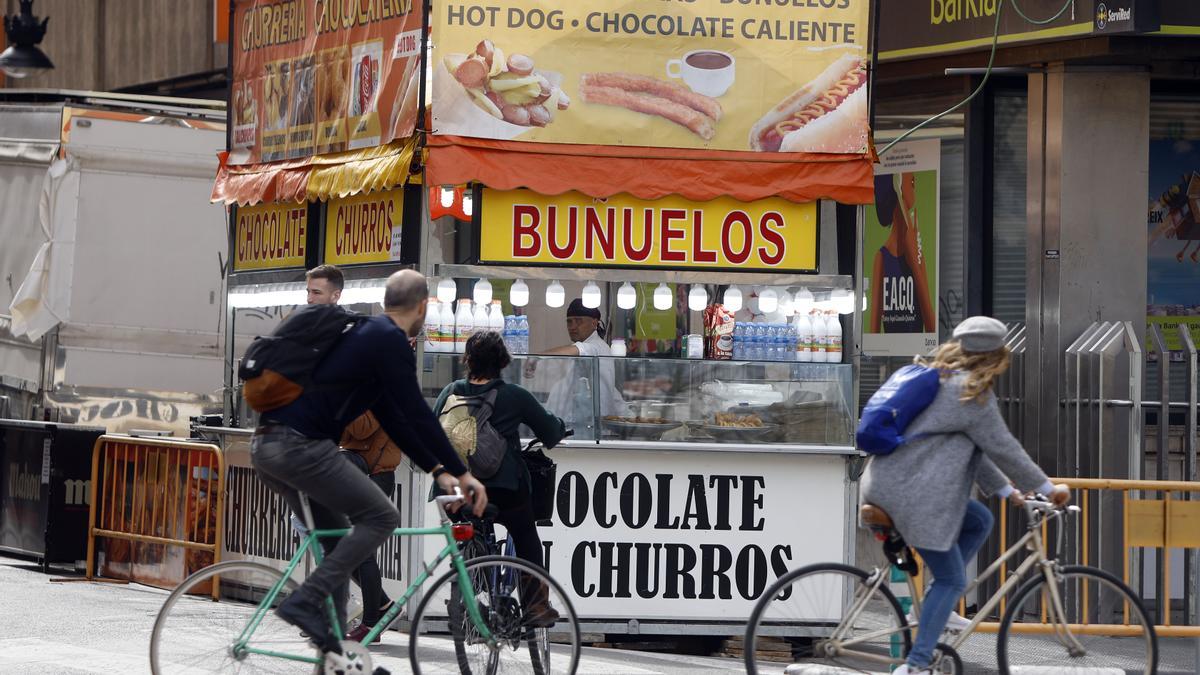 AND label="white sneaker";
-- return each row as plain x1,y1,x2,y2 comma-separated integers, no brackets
892,664,933,675
906,609,972,633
